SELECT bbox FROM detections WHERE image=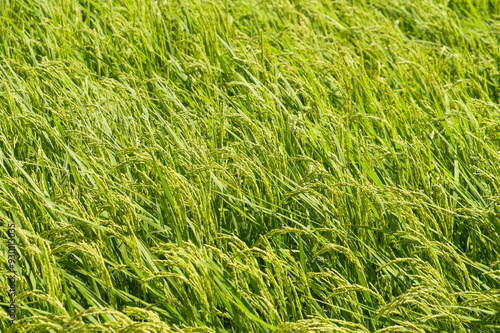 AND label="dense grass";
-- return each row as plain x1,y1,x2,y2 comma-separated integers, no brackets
0,0,499,331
